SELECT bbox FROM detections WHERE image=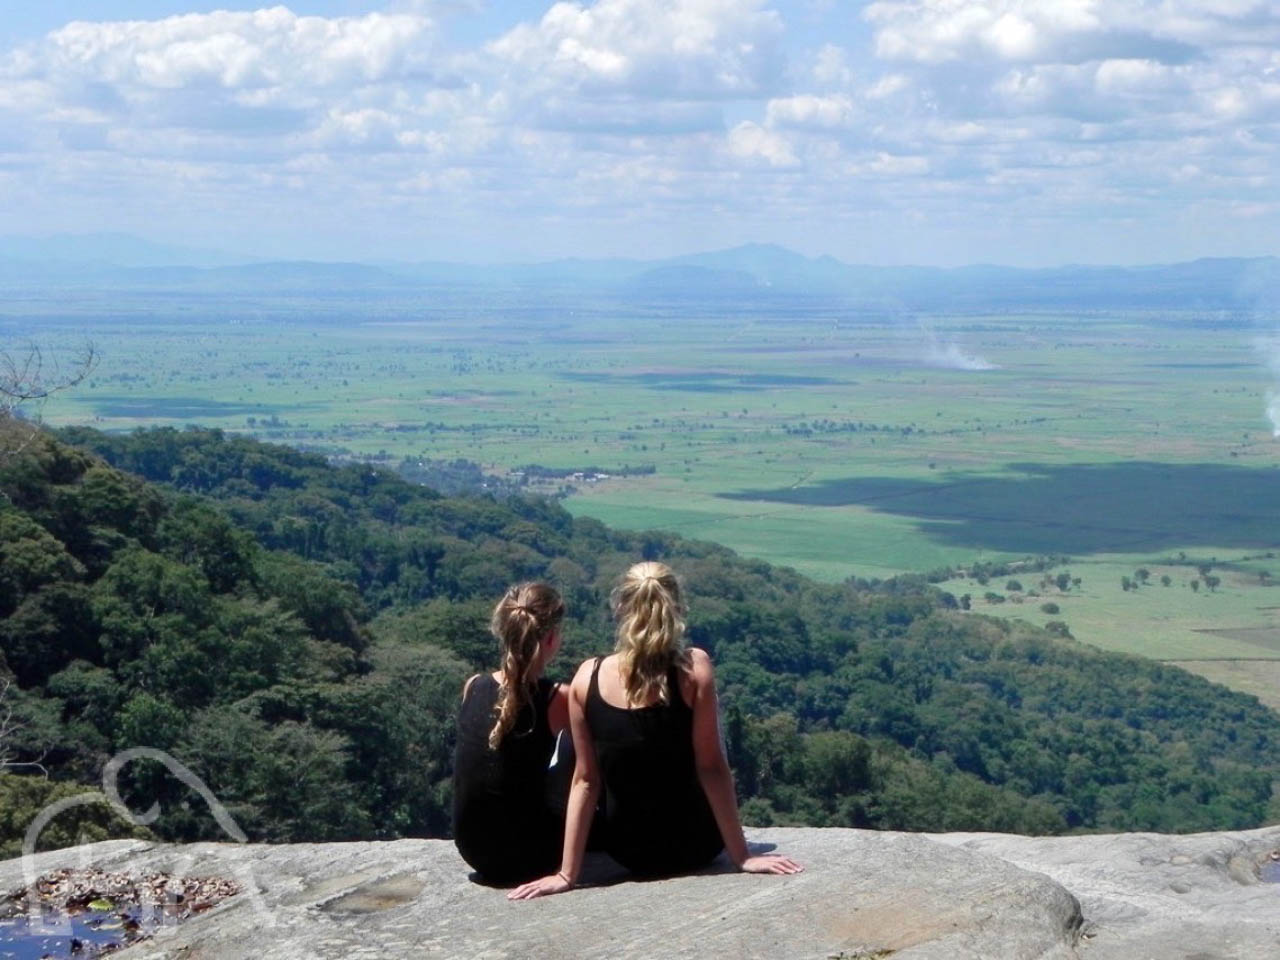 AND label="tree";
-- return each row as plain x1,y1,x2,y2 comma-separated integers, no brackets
803,731,873,798
0,773,149,858
0,676,47,776
1203,575,1221,592
1135,568,1150,584
1121,576,1132,592
1055,572,1071,592
1161,575,1172,587
0,678,18,770
0,341,98,458
10,423,1280,846
1005,579,1023,592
